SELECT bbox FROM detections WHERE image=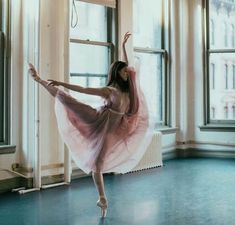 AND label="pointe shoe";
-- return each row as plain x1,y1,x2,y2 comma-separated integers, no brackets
28,63,41,82
97,197,108,218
